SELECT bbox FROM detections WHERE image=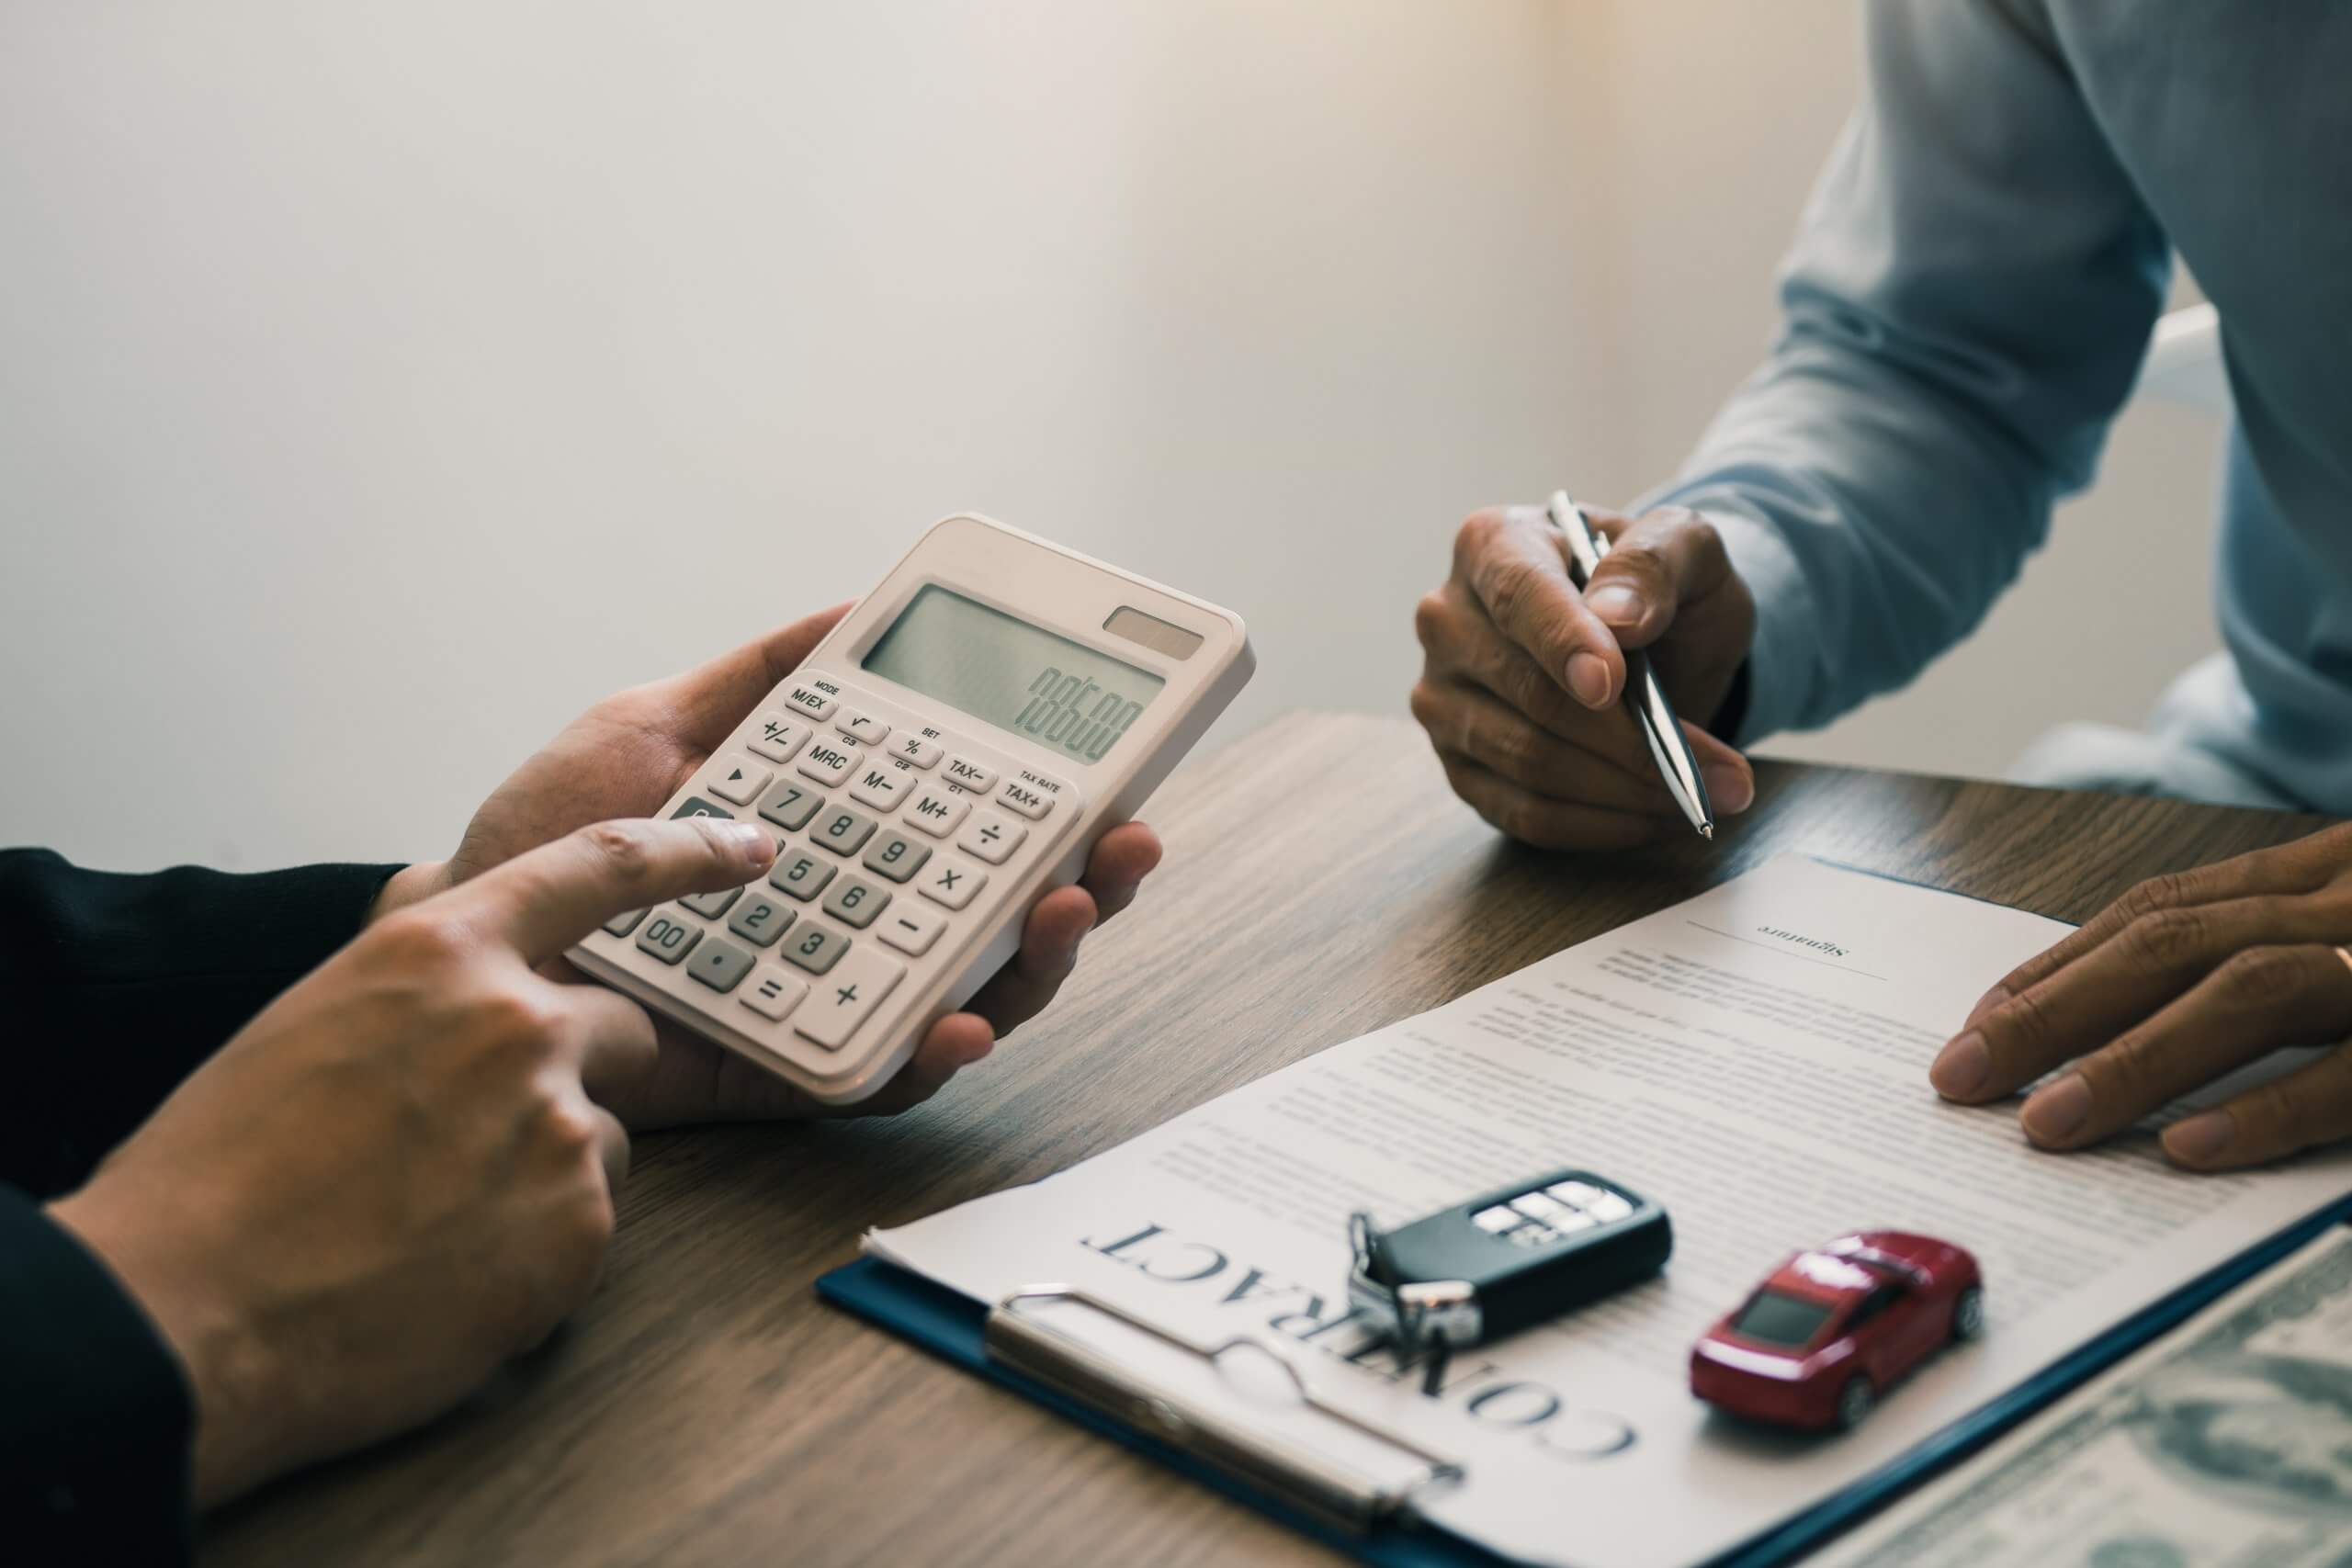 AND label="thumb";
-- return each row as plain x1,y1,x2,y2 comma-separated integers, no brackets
443,816,777,965
655,603,854,752
1581,509,1736,652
